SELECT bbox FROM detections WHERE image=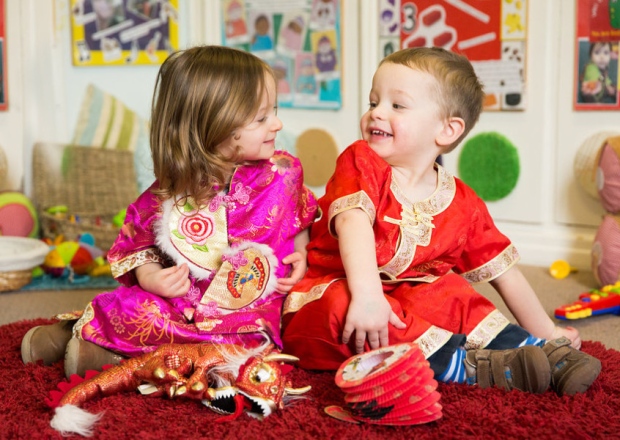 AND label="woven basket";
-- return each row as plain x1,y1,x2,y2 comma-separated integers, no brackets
0,270,33,293
32,143,138,250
